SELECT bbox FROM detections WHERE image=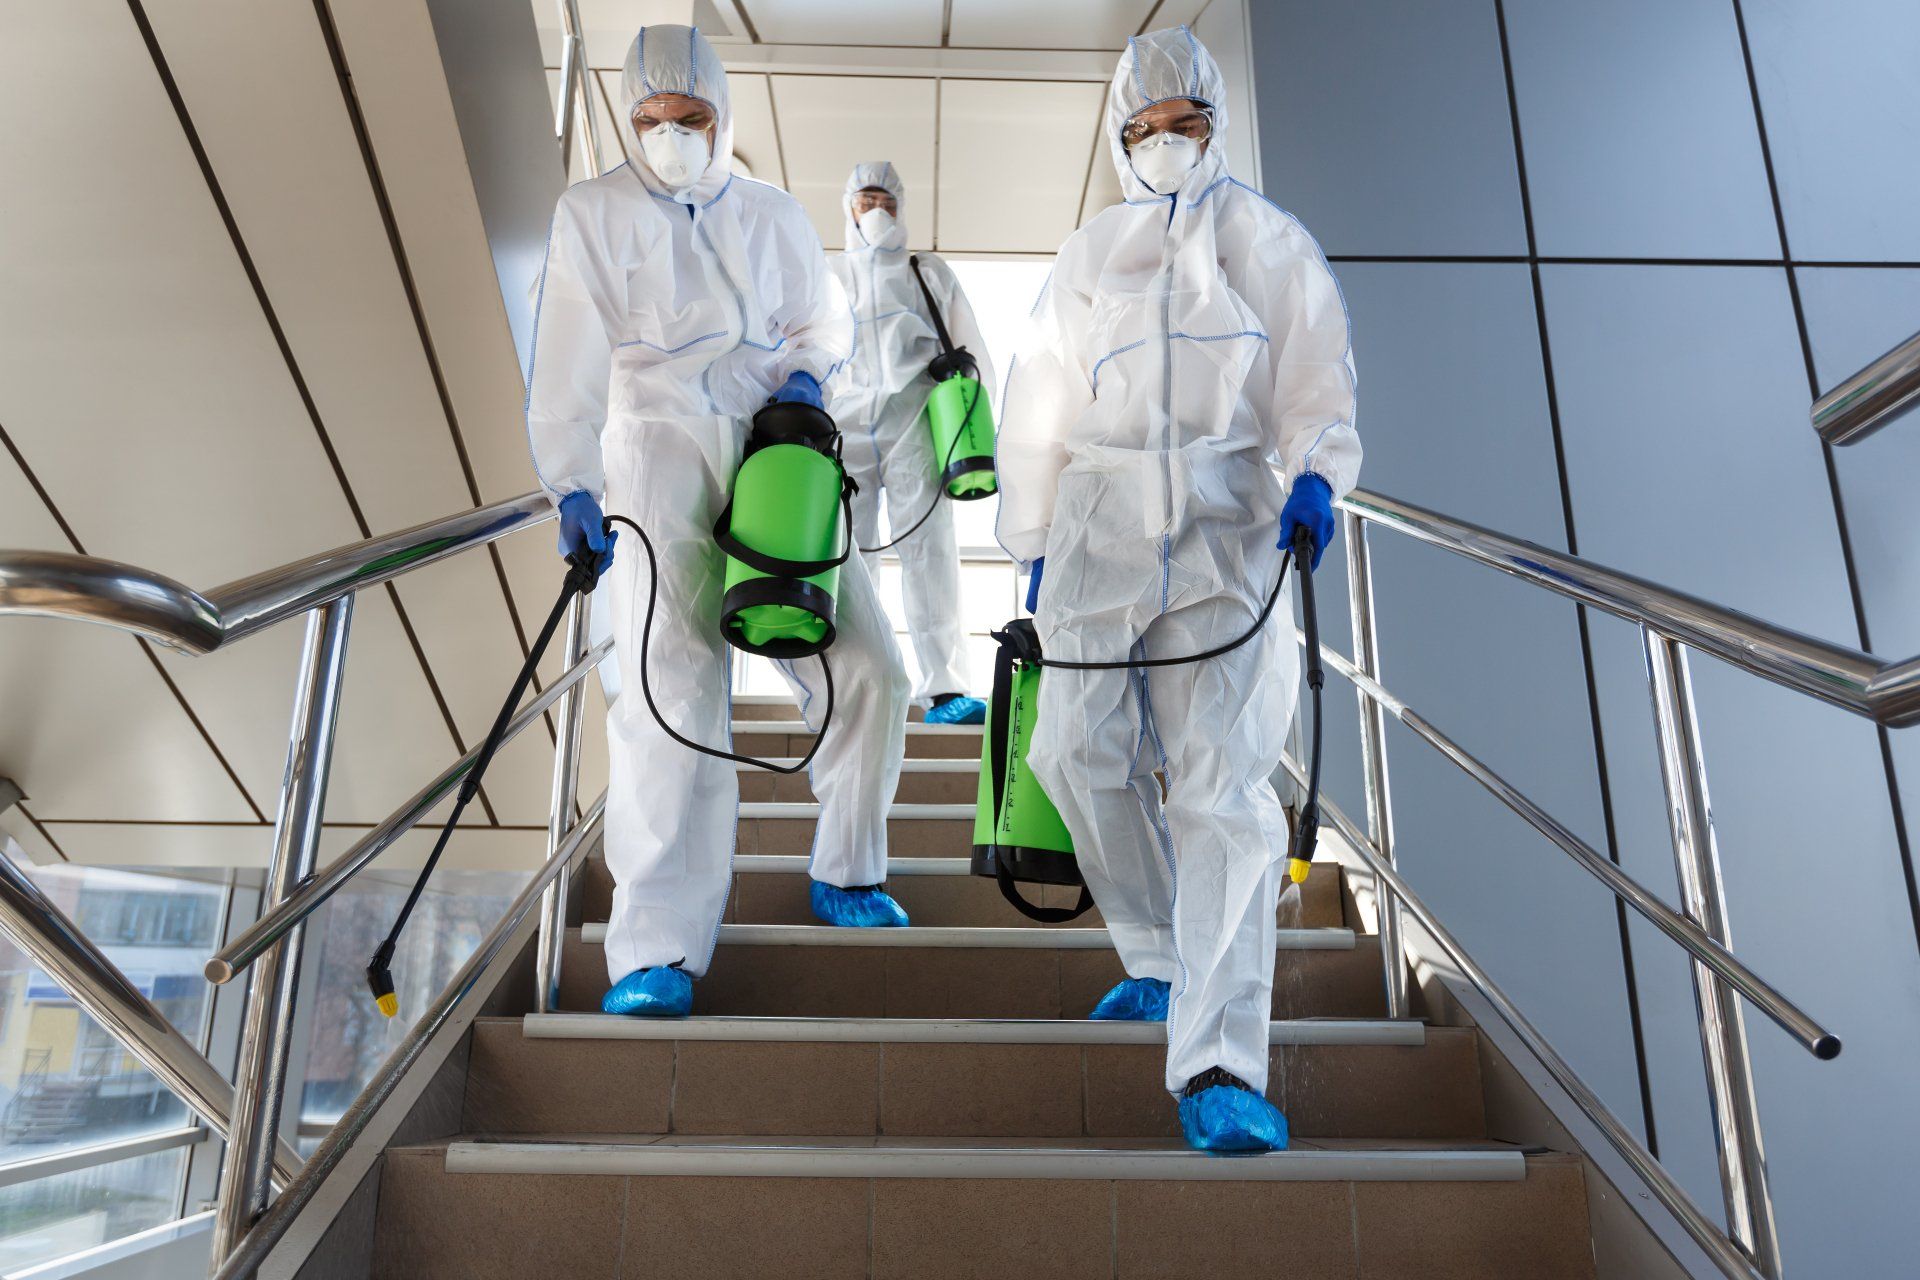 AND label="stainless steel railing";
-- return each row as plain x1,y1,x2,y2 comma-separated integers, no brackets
0,487,607,1276
1318,486,1914,1279
1812,328,1920,446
